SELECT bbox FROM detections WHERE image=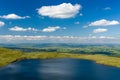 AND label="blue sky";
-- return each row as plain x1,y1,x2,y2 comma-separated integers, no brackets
0,0,120,43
